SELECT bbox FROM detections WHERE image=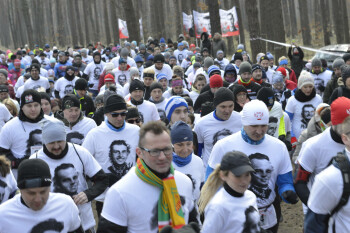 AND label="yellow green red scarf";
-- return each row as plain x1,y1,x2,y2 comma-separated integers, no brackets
135,158,185,231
